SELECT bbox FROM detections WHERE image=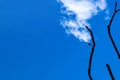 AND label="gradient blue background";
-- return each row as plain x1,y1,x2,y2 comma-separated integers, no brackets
0,0,120,80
